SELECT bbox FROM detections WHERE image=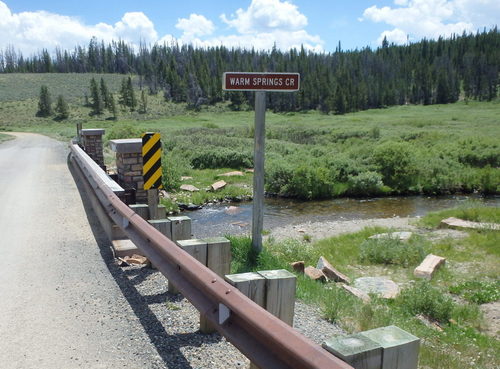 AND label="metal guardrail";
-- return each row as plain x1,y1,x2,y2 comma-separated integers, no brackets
69,142,353,369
